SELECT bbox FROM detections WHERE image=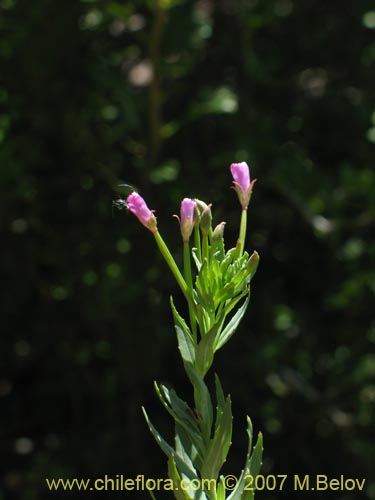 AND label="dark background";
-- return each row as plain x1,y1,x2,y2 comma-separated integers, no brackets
1,0,374,499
